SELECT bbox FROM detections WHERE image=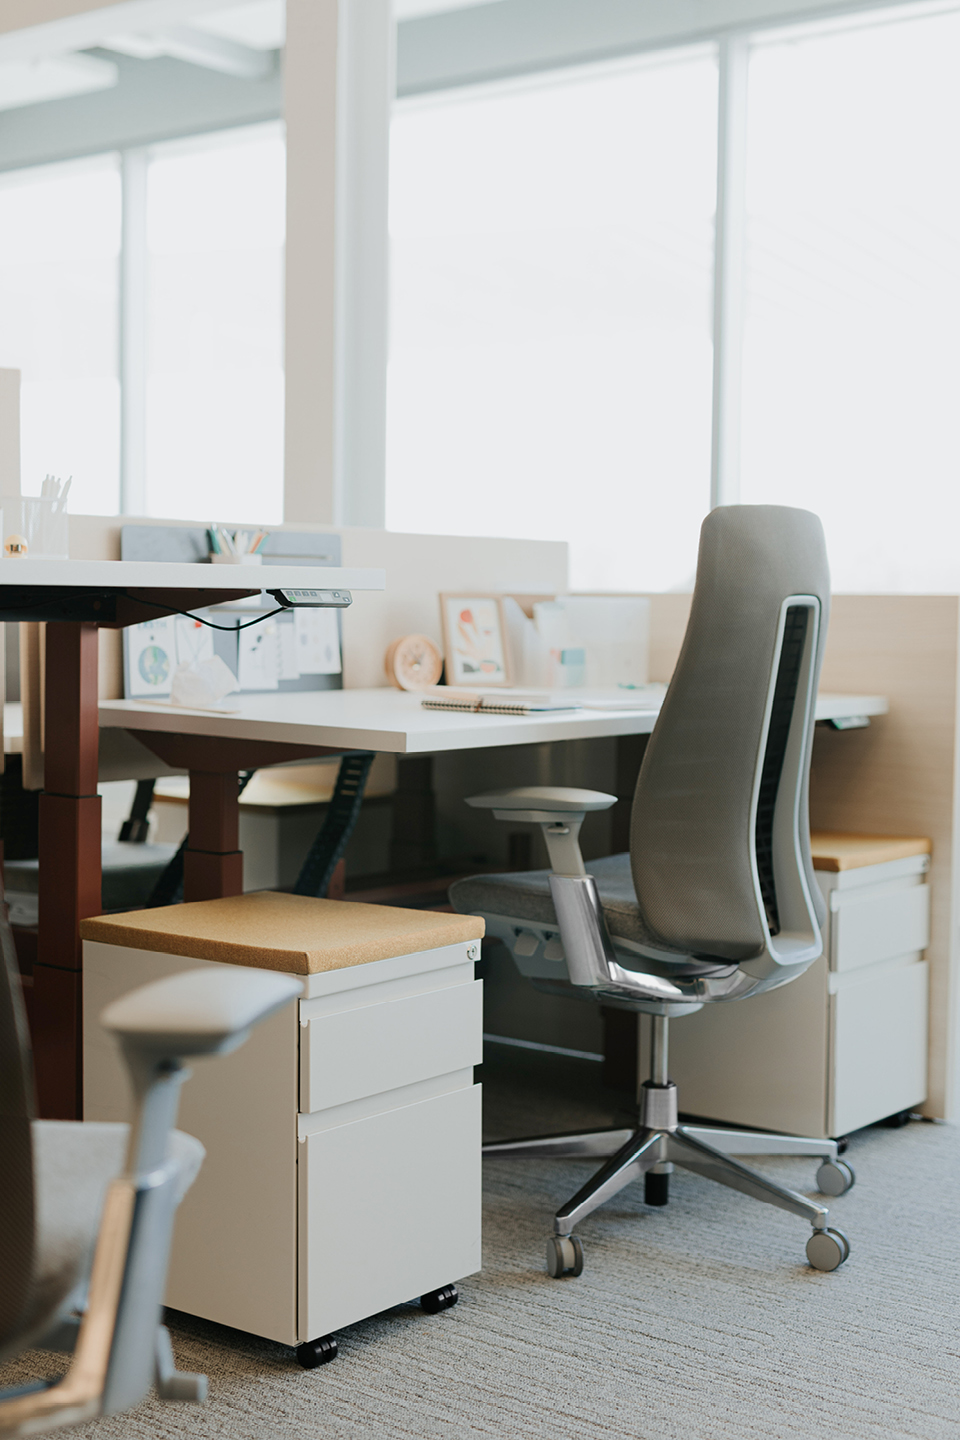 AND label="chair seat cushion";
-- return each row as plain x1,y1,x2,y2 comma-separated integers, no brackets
21,1121,204,1349
450,852,680,952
